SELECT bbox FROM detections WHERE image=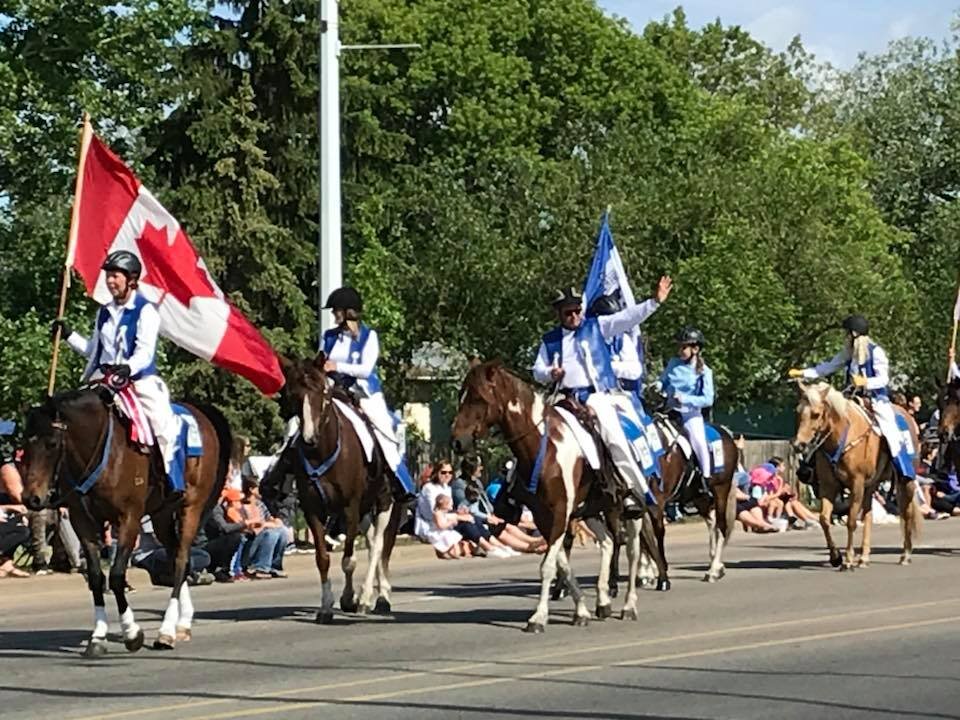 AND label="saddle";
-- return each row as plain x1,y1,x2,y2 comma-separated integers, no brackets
554,396,625,511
